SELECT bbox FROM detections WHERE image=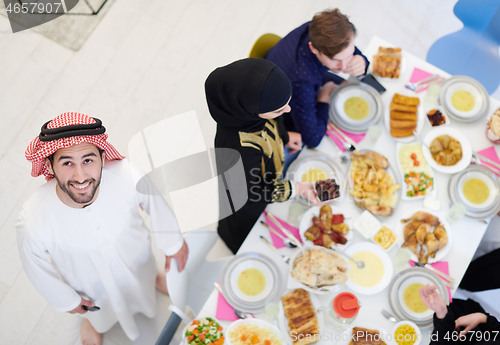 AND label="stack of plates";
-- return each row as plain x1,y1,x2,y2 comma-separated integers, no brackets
439,76,489,123
448,165,500,219
286,154,344,206
329,83,384,133
387,267,448,329
220,252,283,313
